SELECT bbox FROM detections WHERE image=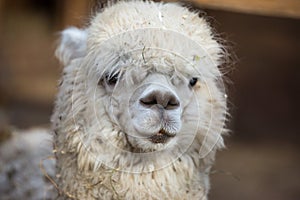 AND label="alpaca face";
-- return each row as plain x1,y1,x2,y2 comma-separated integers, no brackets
98,69,201,152
79,29,214,154
54,4,227,171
